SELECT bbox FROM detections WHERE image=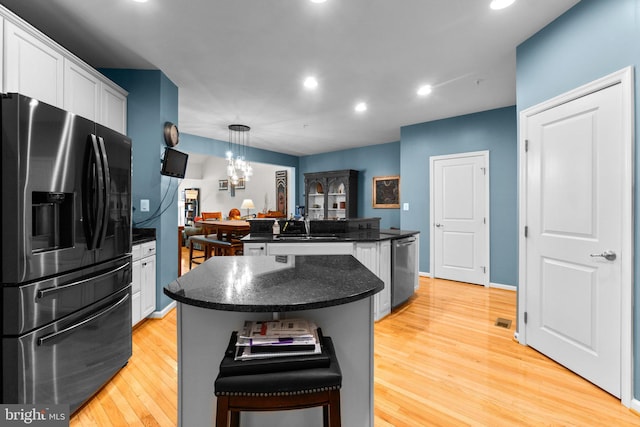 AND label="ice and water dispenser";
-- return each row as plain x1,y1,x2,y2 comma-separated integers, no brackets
32,191,73,252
